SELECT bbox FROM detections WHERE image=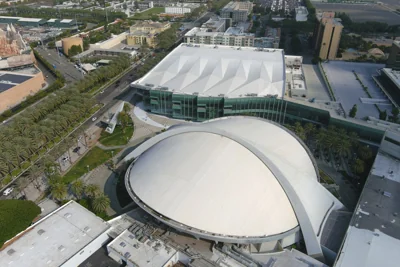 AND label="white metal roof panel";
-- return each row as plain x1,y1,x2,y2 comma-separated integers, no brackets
136,44,285,98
